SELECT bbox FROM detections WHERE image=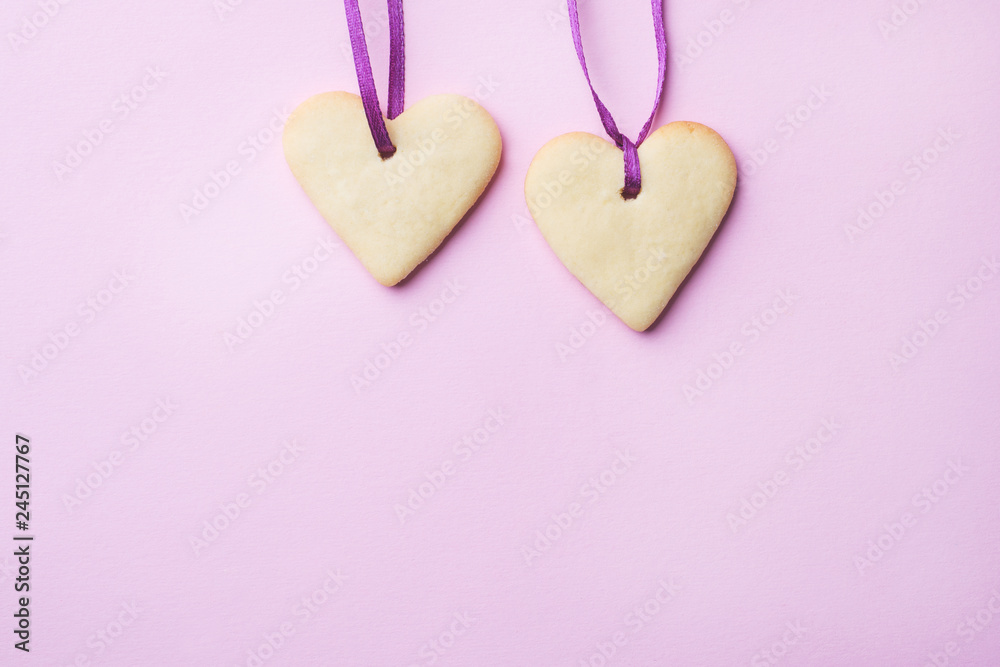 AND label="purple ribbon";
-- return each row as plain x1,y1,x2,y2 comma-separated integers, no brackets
567,0,667,198
344,0,405,157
